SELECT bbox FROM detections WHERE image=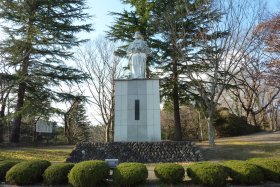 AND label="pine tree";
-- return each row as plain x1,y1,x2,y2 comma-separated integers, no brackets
0,0,92,142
